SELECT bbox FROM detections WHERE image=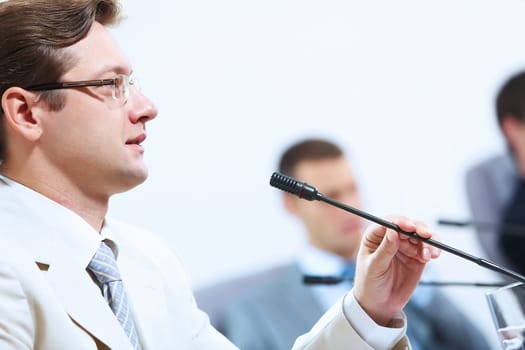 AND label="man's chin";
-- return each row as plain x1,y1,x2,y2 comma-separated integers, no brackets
114,169,148,193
